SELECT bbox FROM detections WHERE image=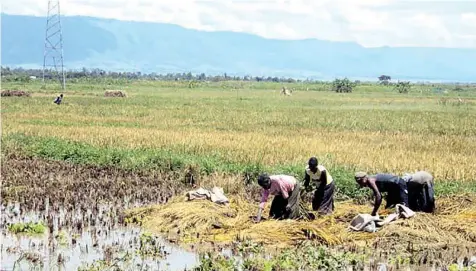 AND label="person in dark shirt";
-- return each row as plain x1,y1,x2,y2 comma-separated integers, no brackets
404,171,436,213
354,172,409,217
54,94,63,105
